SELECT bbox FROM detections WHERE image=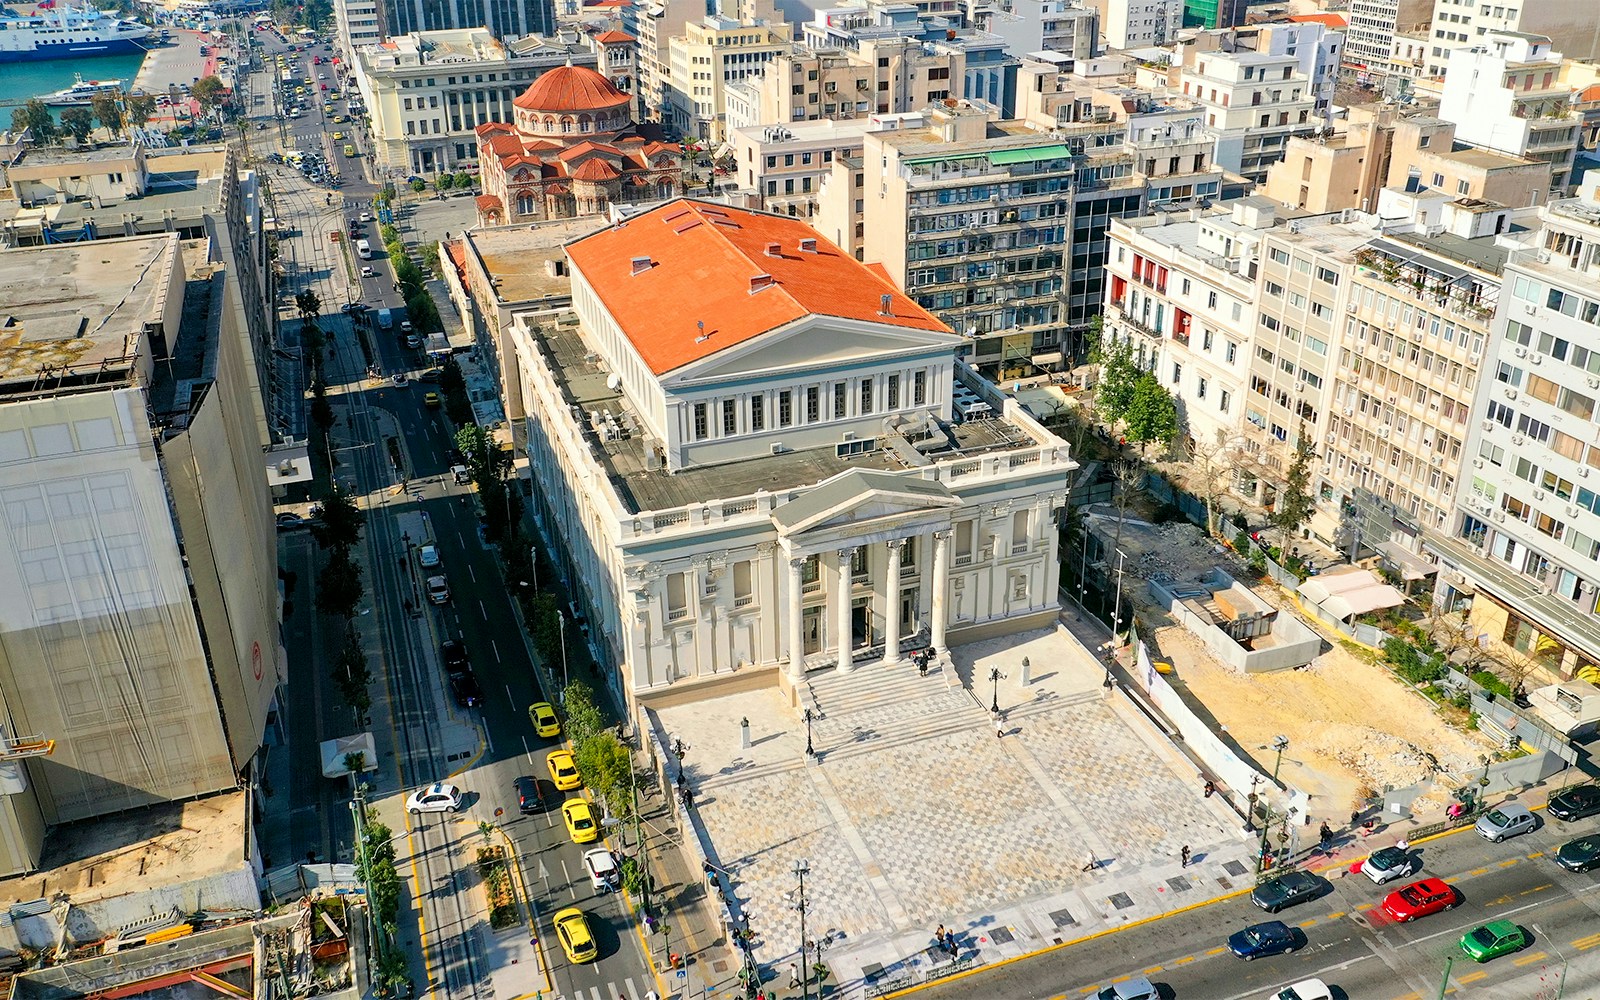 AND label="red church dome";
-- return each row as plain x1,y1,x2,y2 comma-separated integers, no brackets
513,63,630,113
